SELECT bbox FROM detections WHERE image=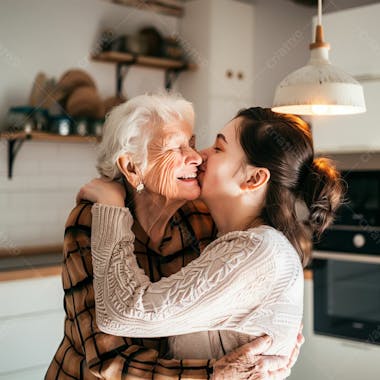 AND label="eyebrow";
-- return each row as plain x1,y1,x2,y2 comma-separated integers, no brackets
217,133,227,144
